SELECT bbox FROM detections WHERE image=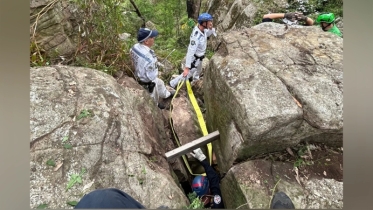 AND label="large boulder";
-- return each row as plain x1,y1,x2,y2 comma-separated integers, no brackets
207,0,289,32
30,0,78,55
221,160,343,209
204,23,343,172
30,66,189,209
